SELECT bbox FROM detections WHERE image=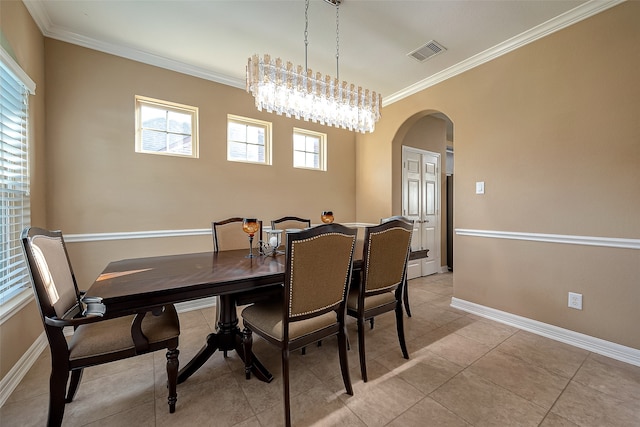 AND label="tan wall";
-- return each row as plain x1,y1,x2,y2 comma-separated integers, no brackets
0,0,47,379
357,2,640,348
44,39,357,286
